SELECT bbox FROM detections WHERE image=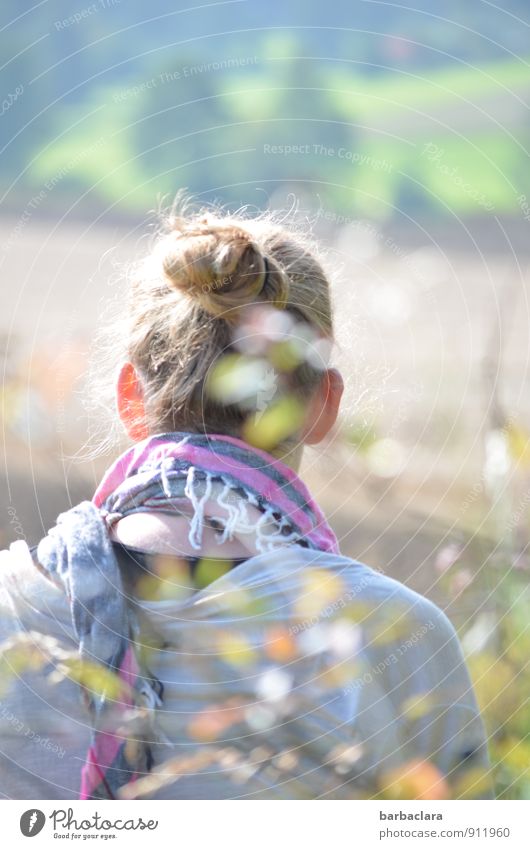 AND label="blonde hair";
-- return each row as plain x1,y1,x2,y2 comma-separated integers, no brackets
90,199,334,450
